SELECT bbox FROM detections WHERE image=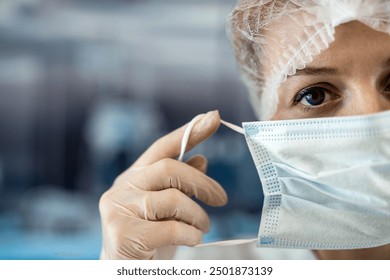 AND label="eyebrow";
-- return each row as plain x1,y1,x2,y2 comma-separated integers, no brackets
288,67,339,78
